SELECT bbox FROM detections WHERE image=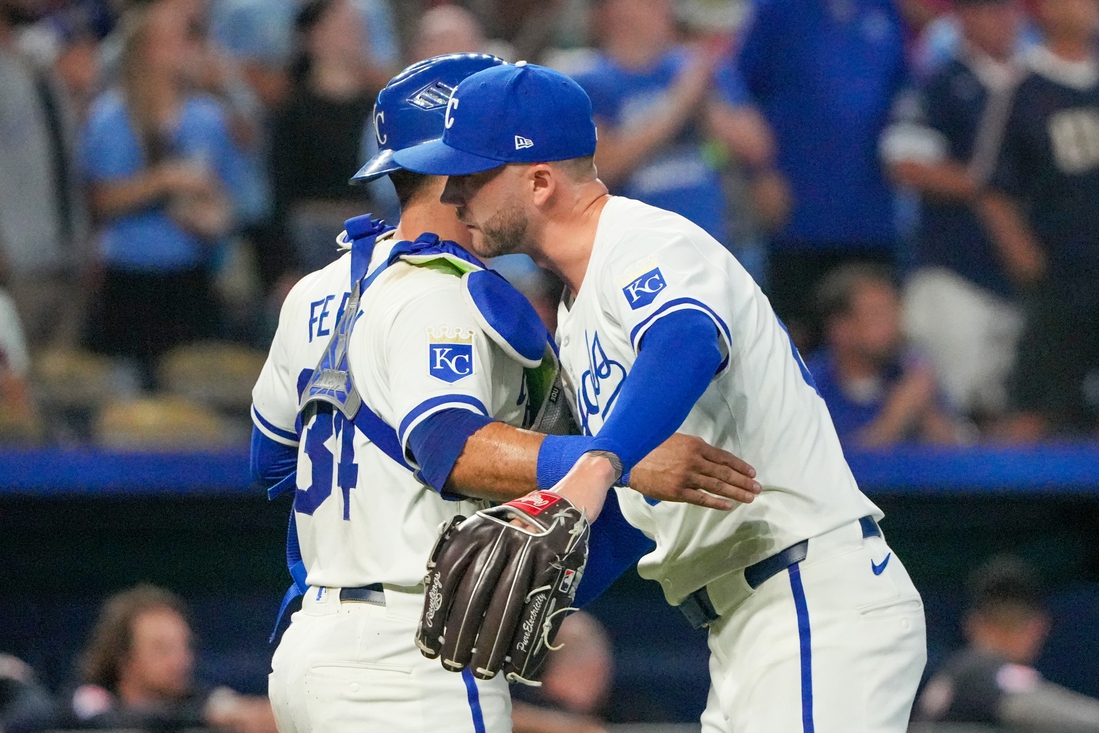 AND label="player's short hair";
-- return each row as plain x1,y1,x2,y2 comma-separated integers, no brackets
389,170,435,209
80,584,190,692
815,263,896,323
551,156,598,183
967,555,1046,623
